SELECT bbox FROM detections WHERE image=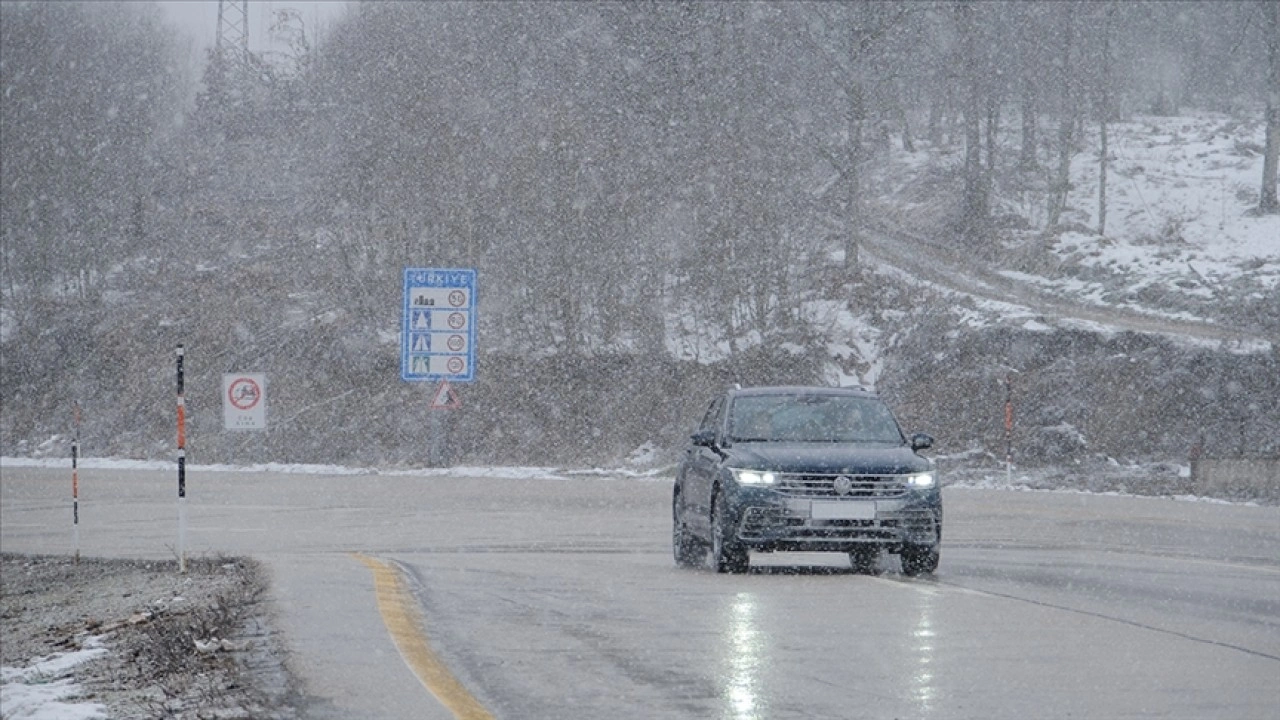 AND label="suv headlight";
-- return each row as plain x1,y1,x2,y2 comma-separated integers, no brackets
732,469,778,486
905,472,935,488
